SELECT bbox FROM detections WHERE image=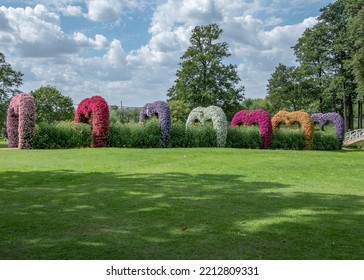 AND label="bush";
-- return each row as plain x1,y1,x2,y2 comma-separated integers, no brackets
312,131,340,150
226,126,262,149
270,129,306,150
130,118,161,148
33,122,91,149
106,123,132,148
187,124,217,147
